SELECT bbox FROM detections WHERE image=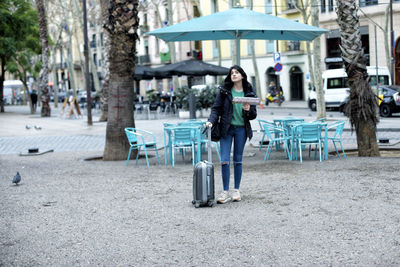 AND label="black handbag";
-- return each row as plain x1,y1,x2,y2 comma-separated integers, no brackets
211,118,221,142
